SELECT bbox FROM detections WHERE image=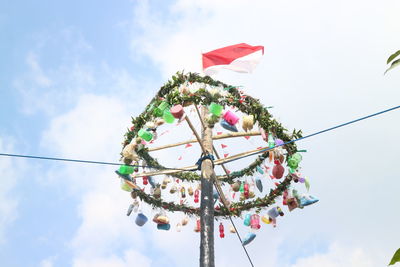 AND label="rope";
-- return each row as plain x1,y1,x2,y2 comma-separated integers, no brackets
195,154,215,170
